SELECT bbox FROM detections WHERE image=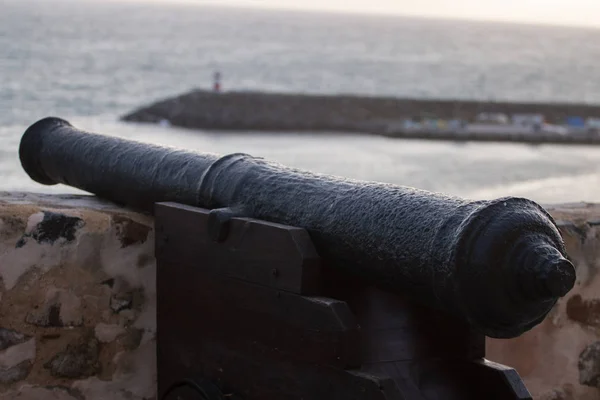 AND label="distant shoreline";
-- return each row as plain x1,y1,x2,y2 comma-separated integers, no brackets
121,90,600,146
